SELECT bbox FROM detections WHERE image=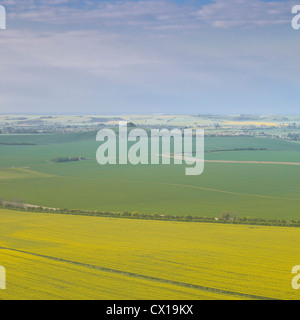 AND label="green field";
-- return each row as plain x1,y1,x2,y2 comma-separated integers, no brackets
0,133,299,220
0,209,299,300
